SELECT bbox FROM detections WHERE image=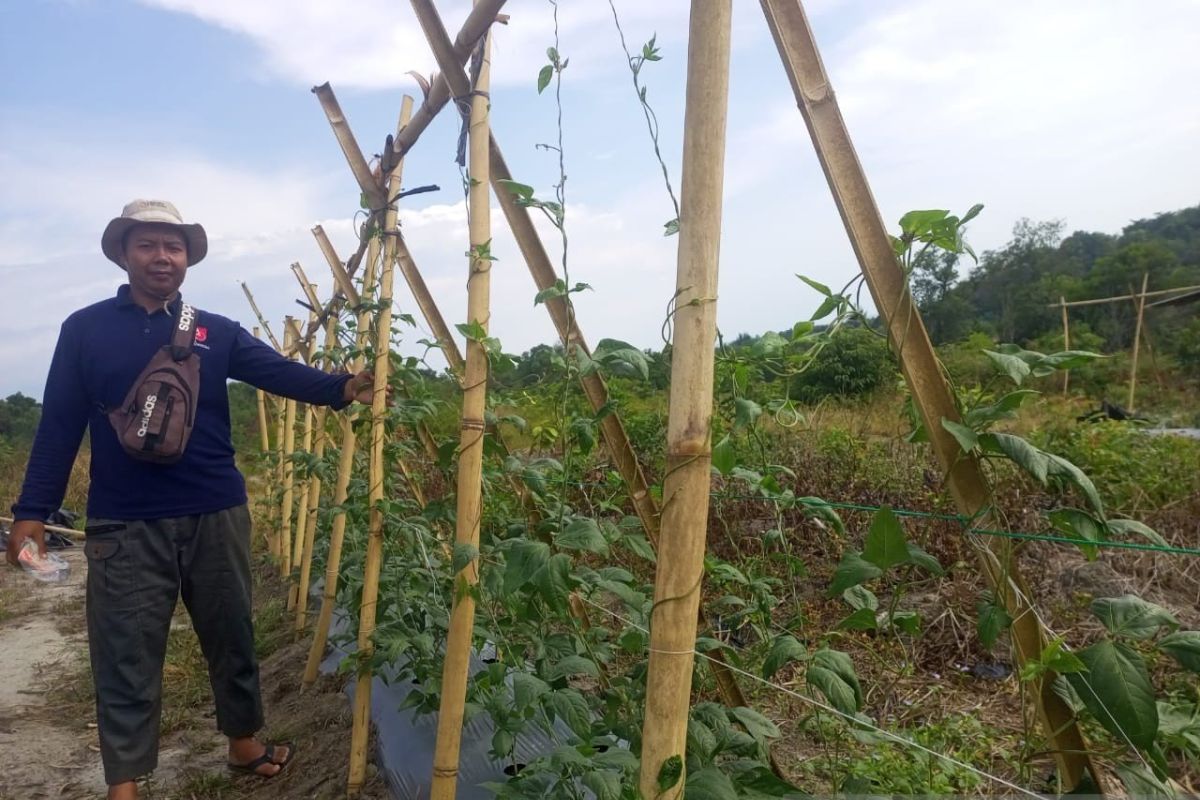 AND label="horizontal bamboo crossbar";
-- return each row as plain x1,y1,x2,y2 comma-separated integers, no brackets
1048,283,1200,308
